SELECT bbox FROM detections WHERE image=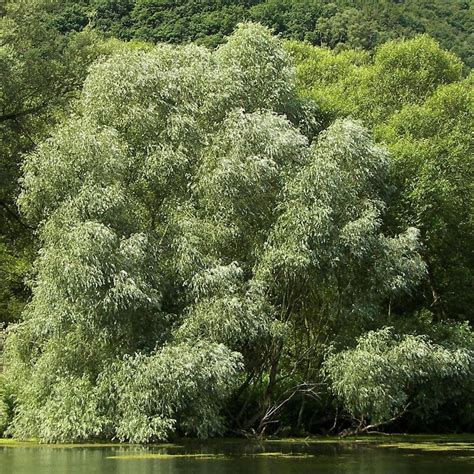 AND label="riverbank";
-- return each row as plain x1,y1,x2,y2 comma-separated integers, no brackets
1,433,473,449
